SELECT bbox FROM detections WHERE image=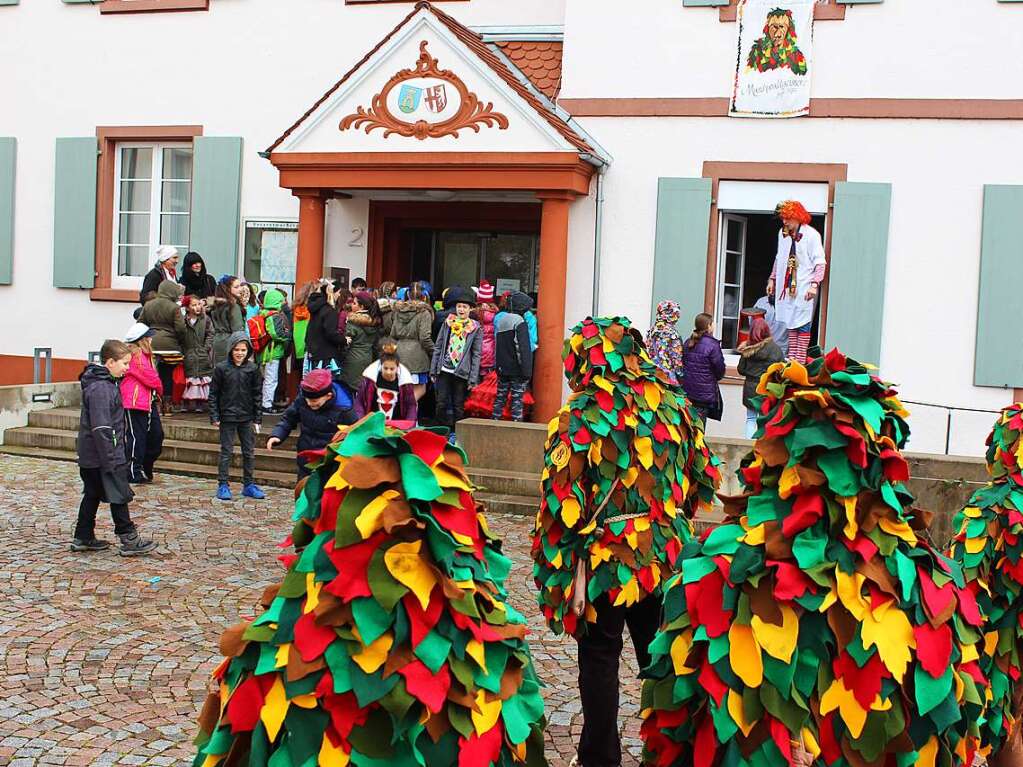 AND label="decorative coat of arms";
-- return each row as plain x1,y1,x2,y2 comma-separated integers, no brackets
340,41,510,140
